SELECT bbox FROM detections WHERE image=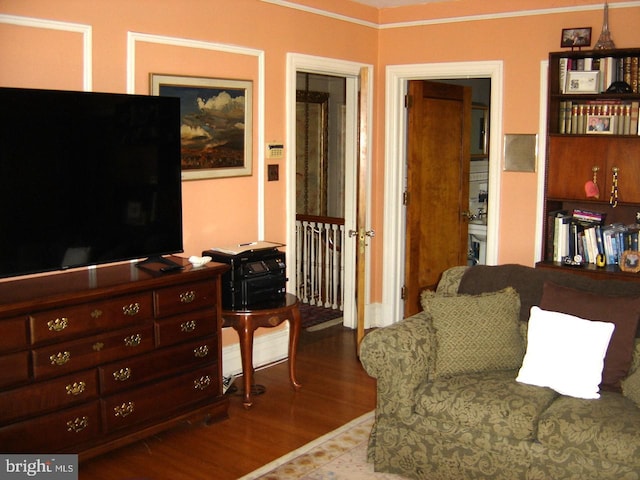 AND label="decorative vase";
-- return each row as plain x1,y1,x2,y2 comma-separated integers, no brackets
594,2,616,50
